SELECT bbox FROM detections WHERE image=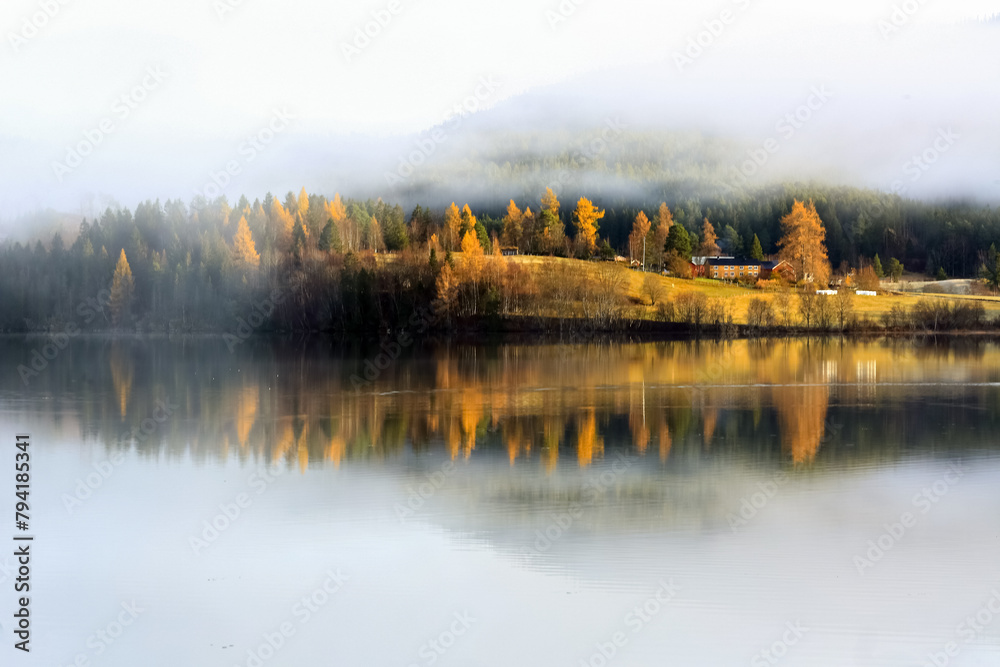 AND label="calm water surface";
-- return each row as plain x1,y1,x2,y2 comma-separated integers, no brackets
1,336,999,666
